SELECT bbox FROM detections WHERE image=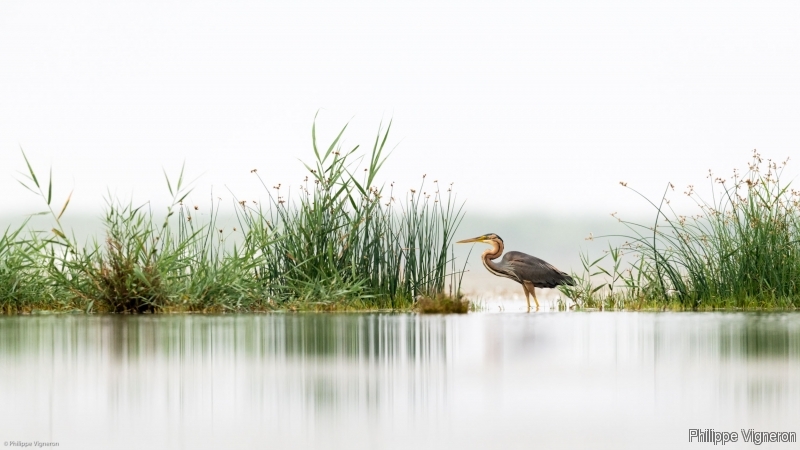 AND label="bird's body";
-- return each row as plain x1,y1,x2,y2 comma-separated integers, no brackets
457,233,574,310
